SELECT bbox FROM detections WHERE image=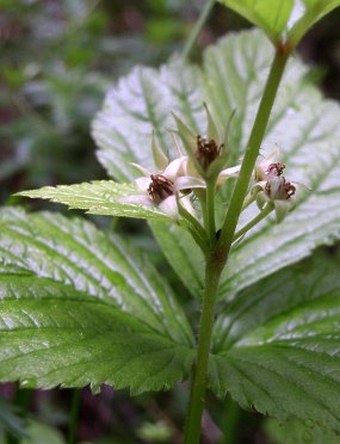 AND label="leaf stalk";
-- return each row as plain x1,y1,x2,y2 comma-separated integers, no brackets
233,203,274,242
